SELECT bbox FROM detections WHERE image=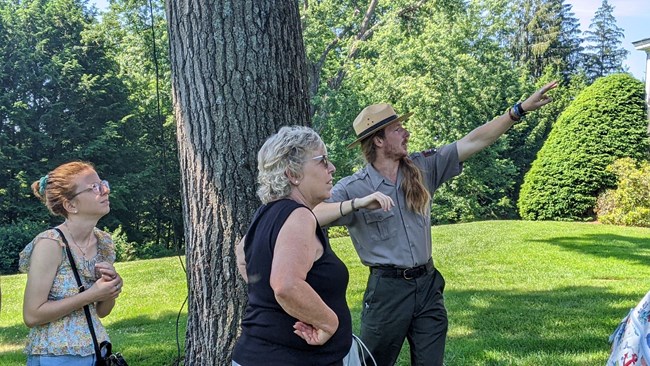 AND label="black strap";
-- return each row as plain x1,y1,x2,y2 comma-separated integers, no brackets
53,228,103,360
